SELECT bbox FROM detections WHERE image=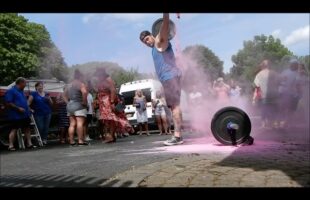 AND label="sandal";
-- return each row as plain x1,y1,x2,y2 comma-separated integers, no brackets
8,147,16,151
103,139,115,144
26,145,37,149
103,136,116,143
70,142,77,146
78,142,89,146
103,134,116,143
